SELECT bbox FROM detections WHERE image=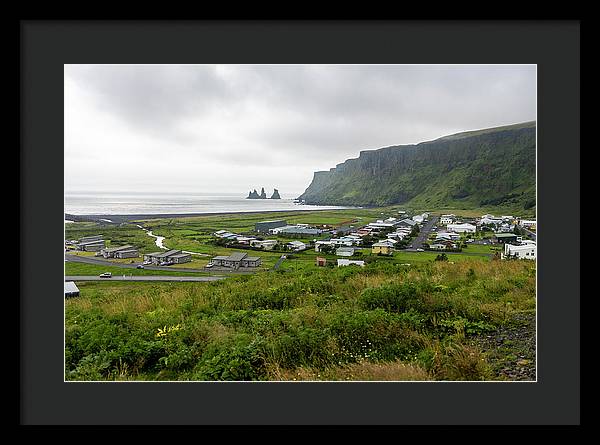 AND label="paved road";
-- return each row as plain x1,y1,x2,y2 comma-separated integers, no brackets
65,275,224,282
65,253,207,273
405,215,439,251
